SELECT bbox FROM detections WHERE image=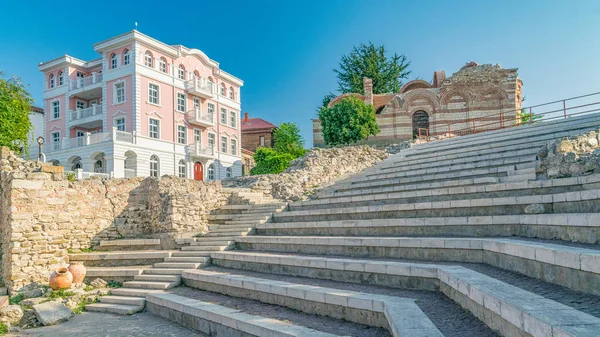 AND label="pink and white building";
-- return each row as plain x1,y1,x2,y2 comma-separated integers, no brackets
37,30,243,180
